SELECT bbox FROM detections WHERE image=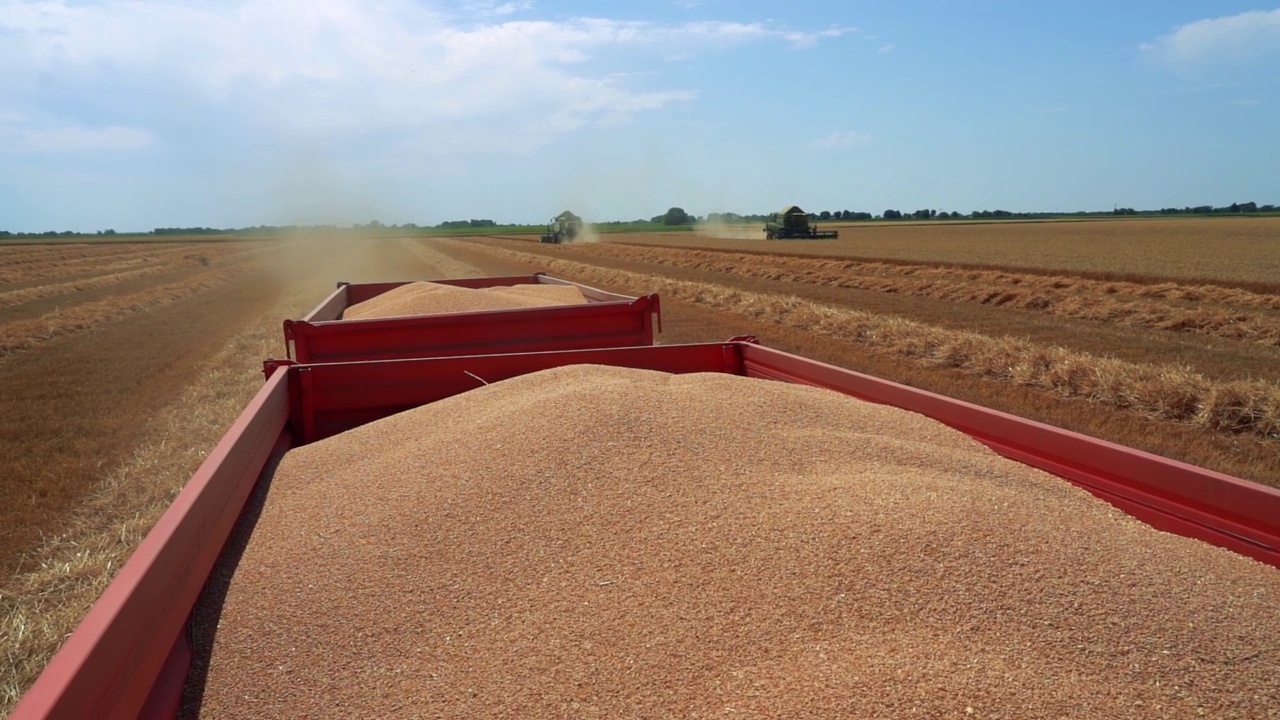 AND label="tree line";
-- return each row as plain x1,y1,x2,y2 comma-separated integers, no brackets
648,200,1279,226
3,201,1276,238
